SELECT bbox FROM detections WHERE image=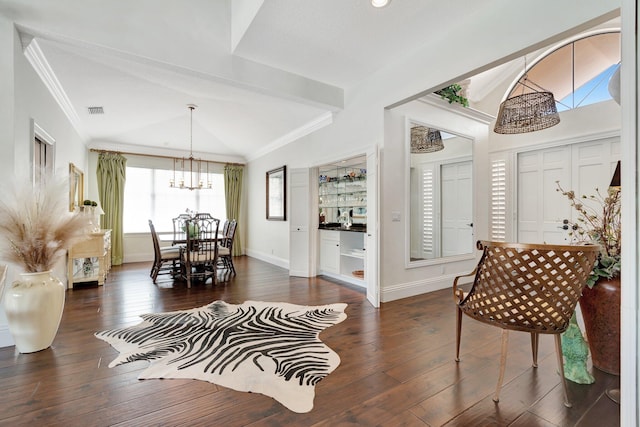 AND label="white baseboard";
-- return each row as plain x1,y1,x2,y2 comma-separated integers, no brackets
124,253,153,264
381,273,473,302
0,325,14,348
245,249,289,270
319,271,366,289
